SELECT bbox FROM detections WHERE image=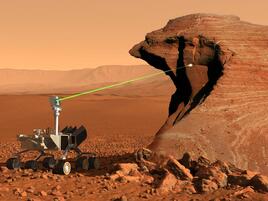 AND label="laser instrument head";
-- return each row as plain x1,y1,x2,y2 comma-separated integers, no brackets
50,96,61,111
